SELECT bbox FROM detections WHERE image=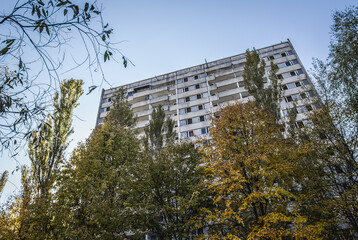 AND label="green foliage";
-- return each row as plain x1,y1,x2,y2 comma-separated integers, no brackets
143,106,176,152
309,6,358,236
125,142,203,239
50,87,140,238
329,6,358,114
243,49,281,120
53,121,140,239
104,87,137,128
28,79,83,197
0,0,120,153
